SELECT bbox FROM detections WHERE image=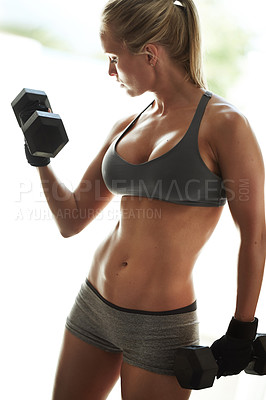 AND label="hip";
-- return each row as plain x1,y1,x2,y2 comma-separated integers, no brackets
66,279,199,375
